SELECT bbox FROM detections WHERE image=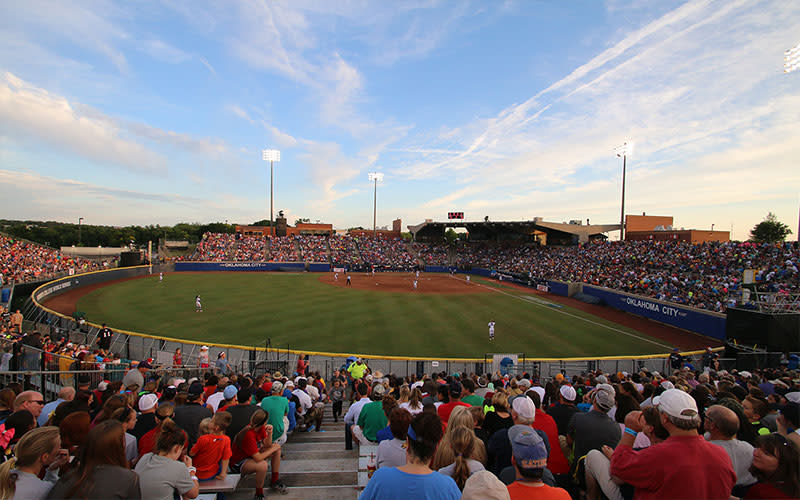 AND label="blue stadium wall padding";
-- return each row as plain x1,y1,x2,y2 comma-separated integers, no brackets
308,263,331,272
582,285,726,340
1,288,10,303
547,281,569,297
424,266,451,273
175,262,307,272
469,268,494,278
